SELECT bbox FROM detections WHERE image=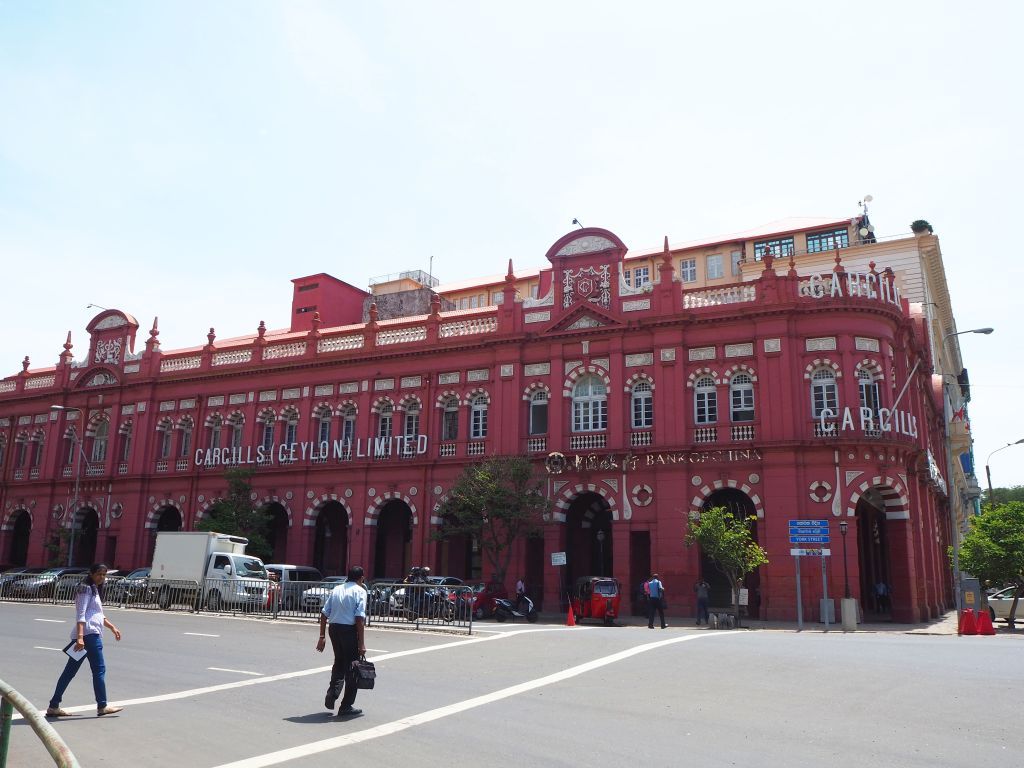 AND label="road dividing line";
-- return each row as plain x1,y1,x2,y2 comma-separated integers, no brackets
34,646,63,651
211,632,727,768
209,668,264,676
184,632,221,637
34,618,65,623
